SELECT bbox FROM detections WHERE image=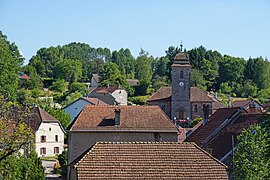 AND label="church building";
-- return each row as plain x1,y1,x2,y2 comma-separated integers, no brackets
147,49,214,123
